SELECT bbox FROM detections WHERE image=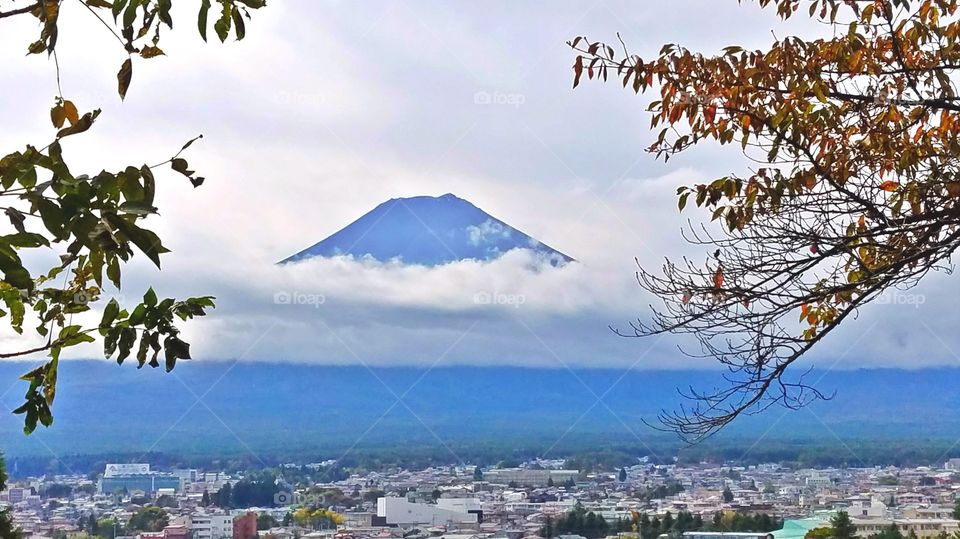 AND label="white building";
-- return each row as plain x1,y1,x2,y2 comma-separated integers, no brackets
437,498,482,514
174,513,234,539
377,497,478,526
